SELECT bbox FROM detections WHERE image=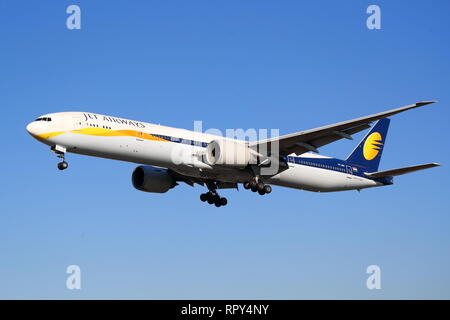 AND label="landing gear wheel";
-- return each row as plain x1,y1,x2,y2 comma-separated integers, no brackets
263,185,272,194
243,182,250,190
257,181,265,192
214,197,228,207
203,181,229,207
57,161,68,170
207,194,215,204
249,180,258,189
251,186,258,192
258,189,265,195
220,197,228,206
